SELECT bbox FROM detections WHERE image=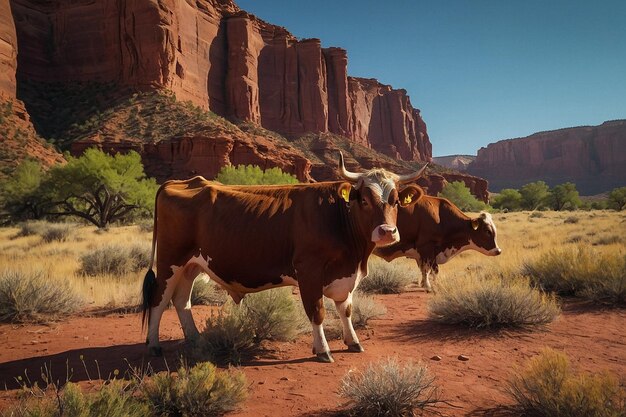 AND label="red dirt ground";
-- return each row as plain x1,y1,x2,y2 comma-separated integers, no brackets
1,288,624,416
